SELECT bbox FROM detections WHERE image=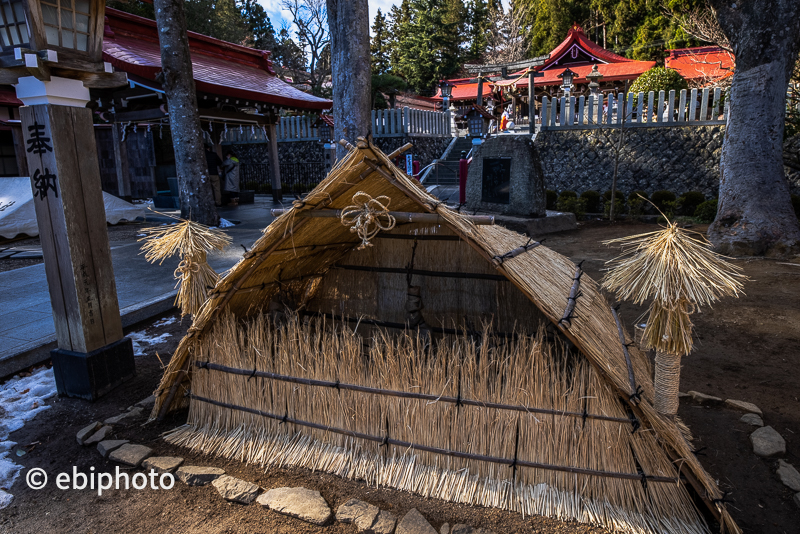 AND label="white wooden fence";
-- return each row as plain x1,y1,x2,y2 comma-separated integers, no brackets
371,107,451,137
539,88,729,130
